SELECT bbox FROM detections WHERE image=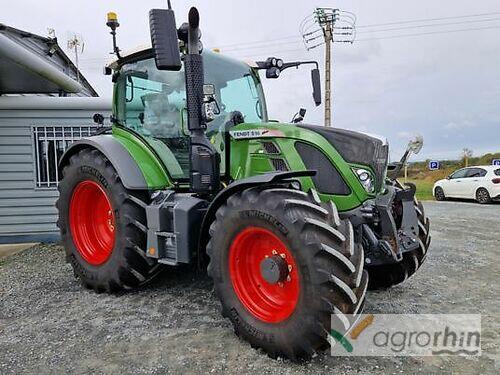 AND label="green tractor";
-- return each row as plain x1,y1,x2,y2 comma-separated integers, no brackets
56,5,430,361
